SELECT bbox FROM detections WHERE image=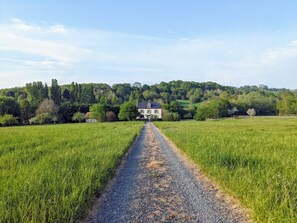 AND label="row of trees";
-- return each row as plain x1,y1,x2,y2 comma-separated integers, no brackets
0,79,297,125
